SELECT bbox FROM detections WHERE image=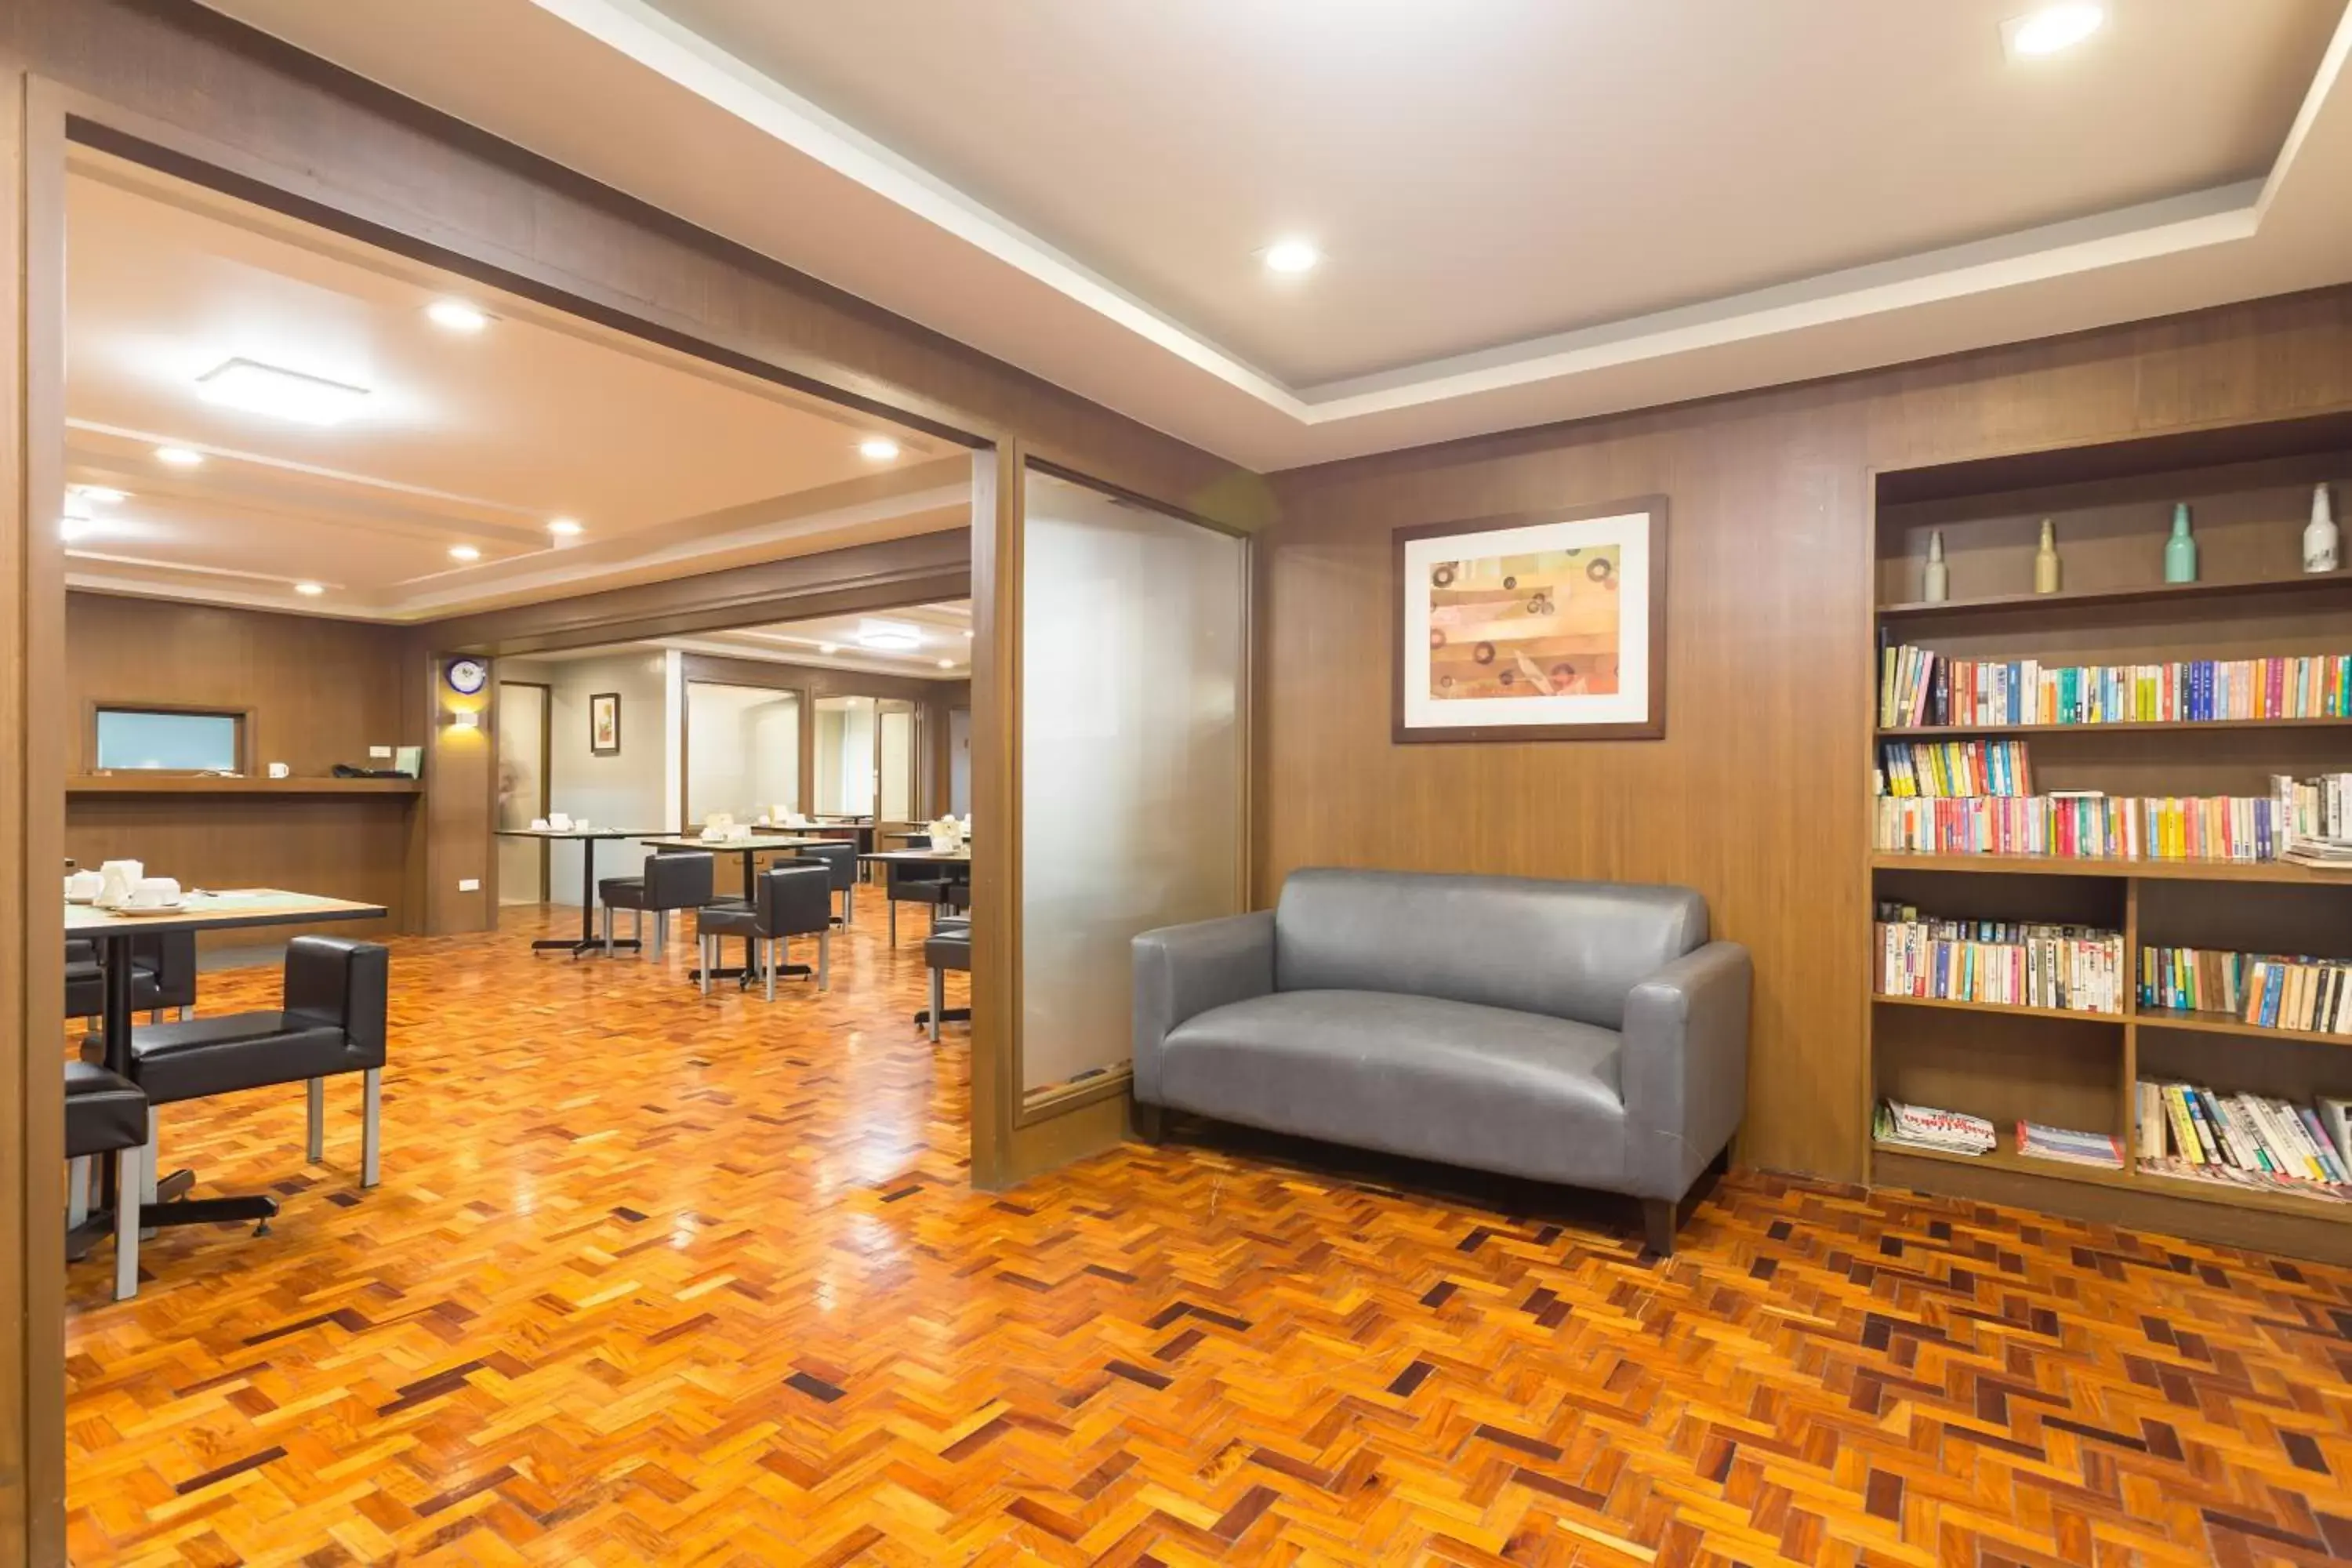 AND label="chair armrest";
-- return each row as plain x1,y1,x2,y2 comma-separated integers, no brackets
1131,910,1274,1105
1619,941,1751,1202
284,935,390,1063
